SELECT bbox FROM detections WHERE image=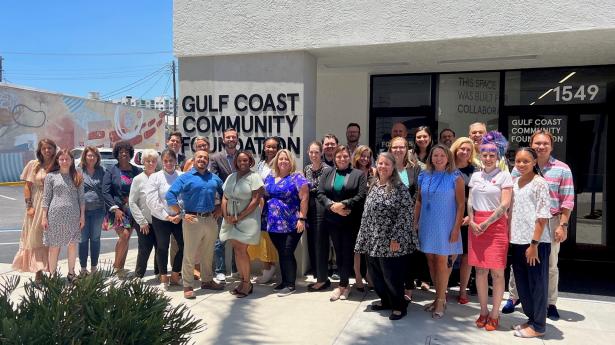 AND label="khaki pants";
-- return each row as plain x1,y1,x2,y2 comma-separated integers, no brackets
182,215,218,288
508,215,560,305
